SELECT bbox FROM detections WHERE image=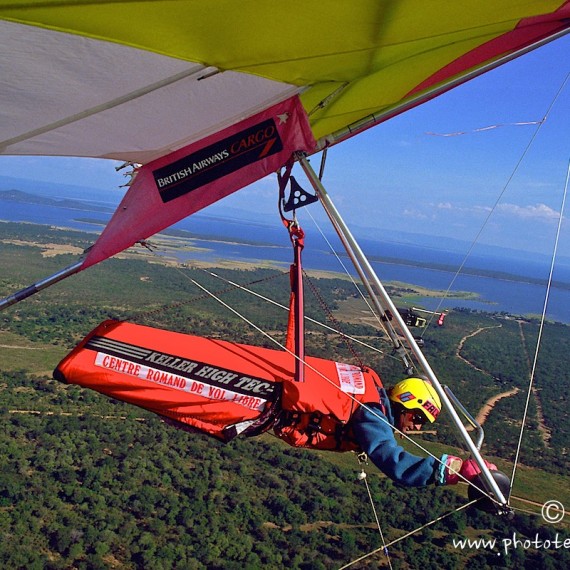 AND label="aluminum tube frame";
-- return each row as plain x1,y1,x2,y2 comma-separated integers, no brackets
0,260,84,311
298,154,509,509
